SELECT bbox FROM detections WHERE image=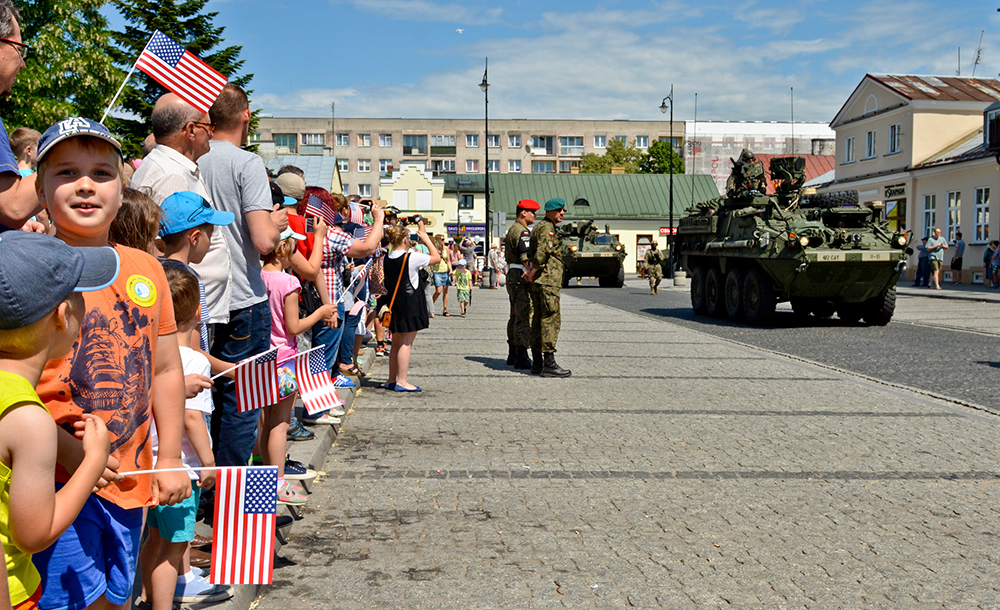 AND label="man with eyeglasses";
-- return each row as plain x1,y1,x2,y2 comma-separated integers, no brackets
0,0,41,232
131,92,233,341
